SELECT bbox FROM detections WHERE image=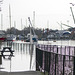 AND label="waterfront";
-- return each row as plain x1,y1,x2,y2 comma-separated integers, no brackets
38,40,75,46
0,41,36,72
0,40,75,72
